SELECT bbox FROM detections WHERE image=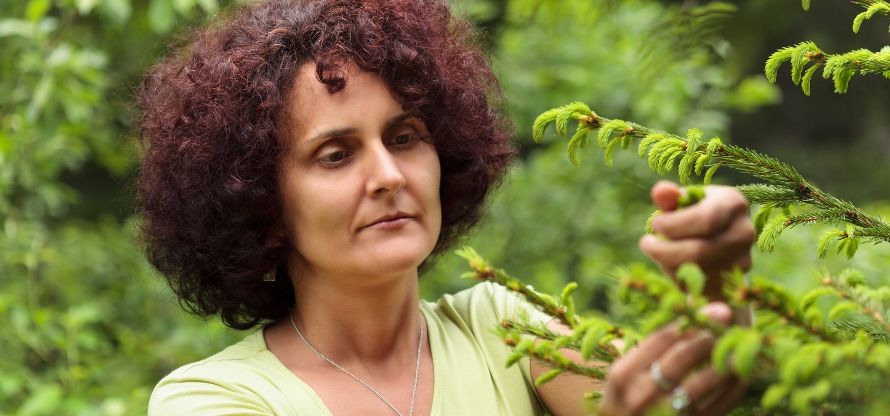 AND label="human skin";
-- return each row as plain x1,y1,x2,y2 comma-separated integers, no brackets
275,63,442,288
642,182,755,301
263,63,440,415
262,62,755,416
